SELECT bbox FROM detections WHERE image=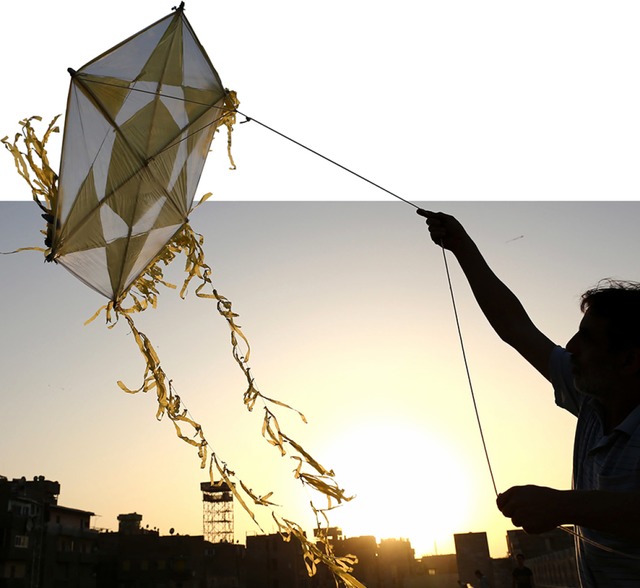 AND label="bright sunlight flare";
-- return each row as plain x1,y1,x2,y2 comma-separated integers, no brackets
322,419,472,556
